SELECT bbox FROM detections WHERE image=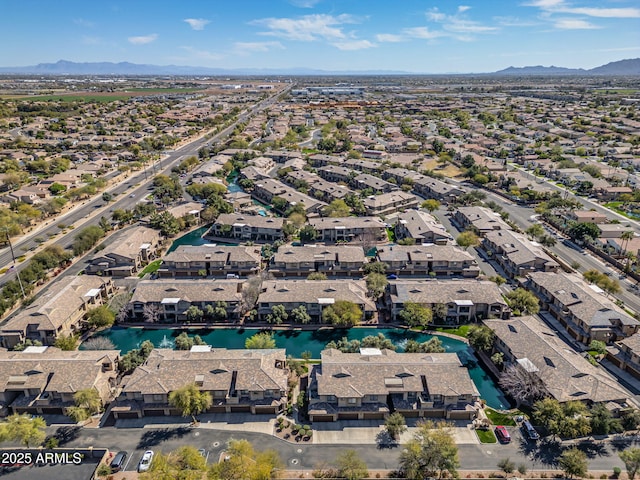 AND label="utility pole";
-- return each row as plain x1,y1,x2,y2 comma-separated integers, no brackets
4,228,26,299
